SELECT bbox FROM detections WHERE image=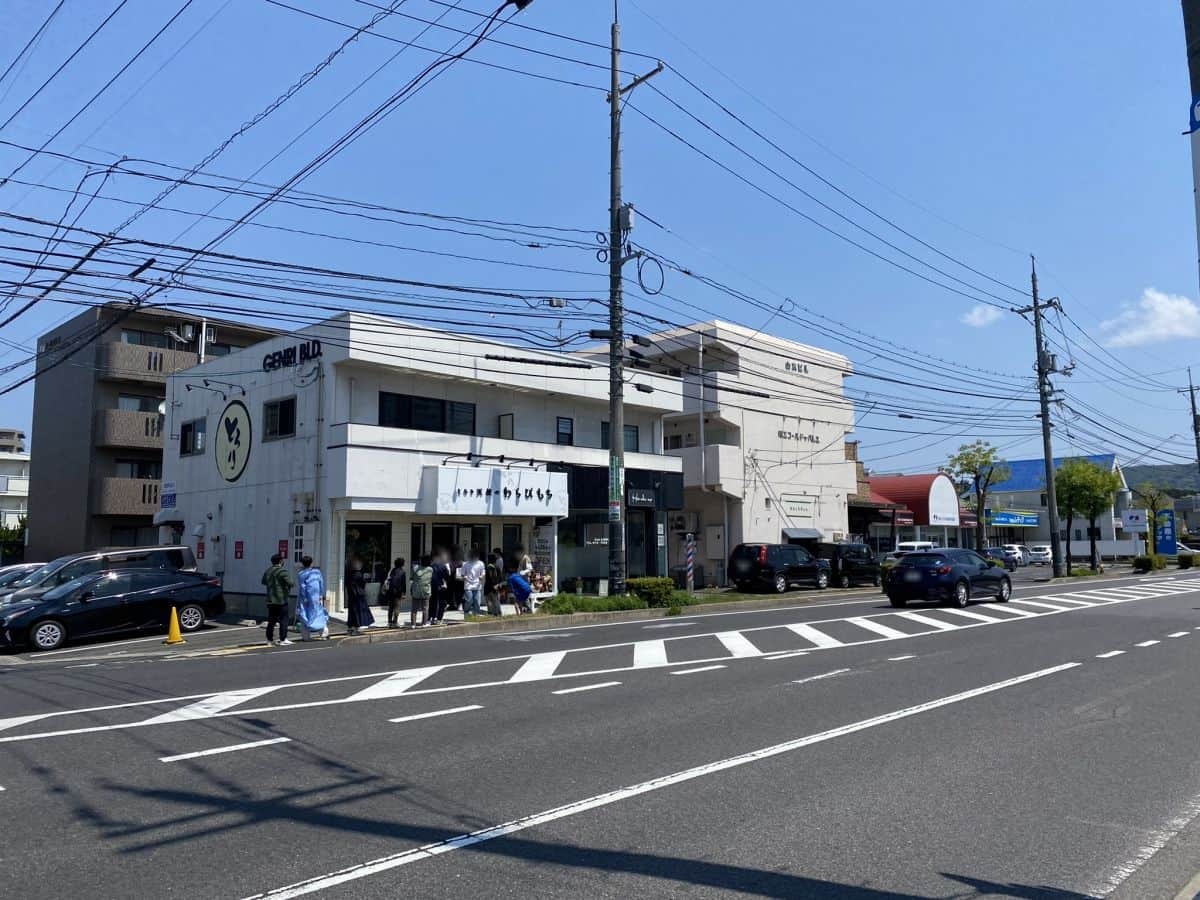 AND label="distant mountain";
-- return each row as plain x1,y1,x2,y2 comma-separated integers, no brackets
1122,463,1200,497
